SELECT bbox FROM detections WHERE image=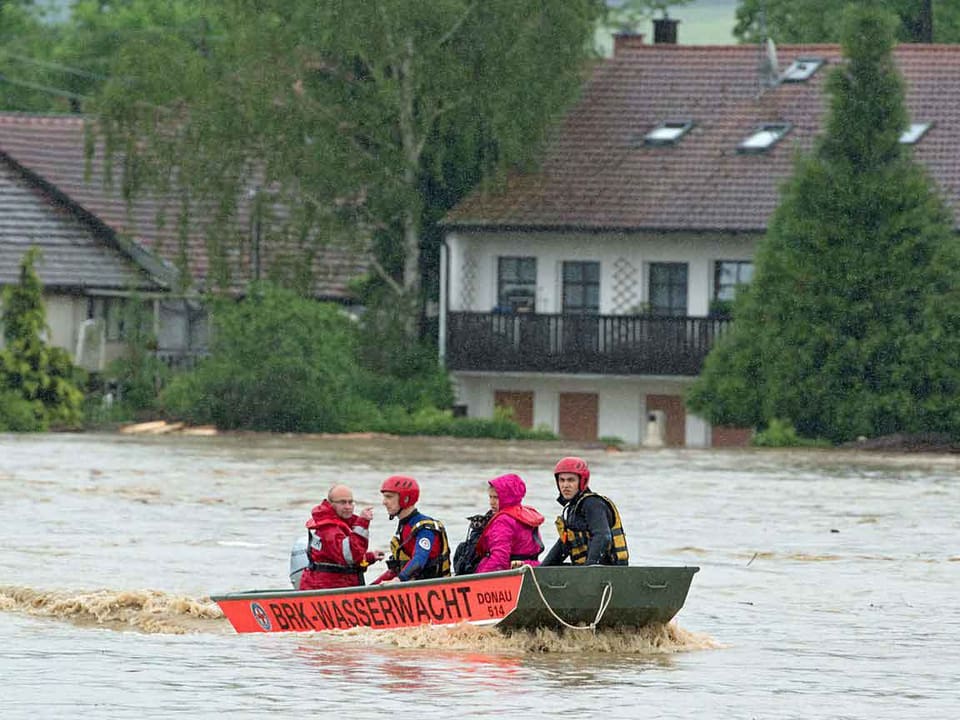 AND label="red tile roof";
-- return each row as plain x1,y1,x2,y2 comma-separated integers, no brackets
447,44,960,231
0,113,370,298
